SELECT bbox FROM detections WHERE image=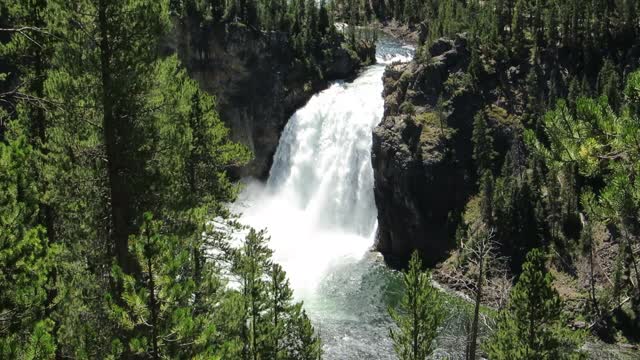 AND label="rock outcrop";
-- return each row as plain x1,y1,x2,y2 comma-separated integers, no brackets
372,35,479,267
166,22,363,179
